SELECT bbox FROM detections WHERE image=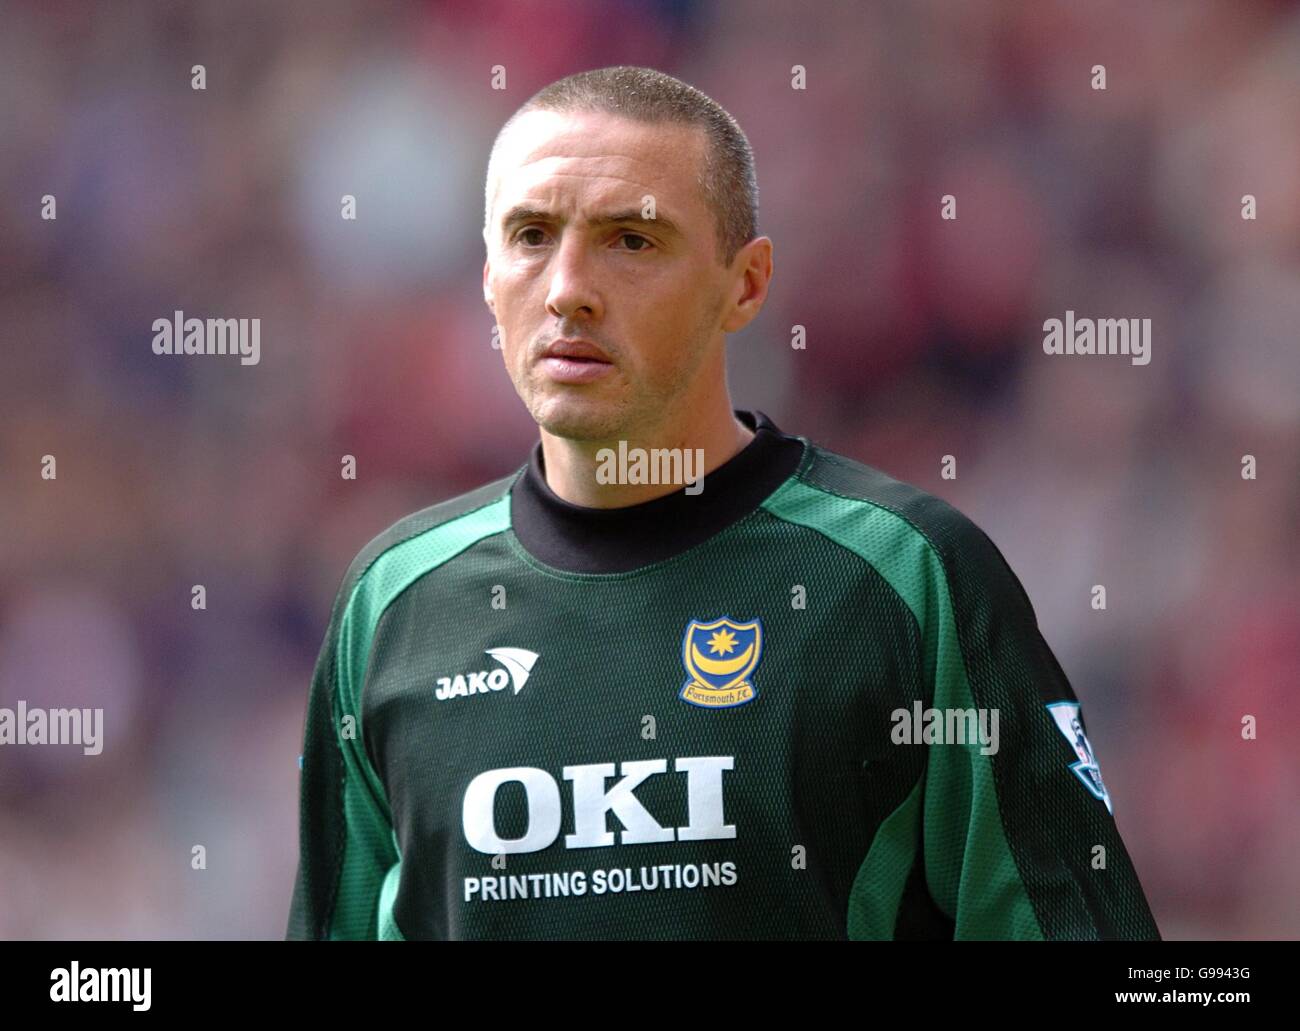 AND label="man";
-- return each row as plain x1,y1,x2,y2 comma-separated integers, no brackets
286,66,1160,940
